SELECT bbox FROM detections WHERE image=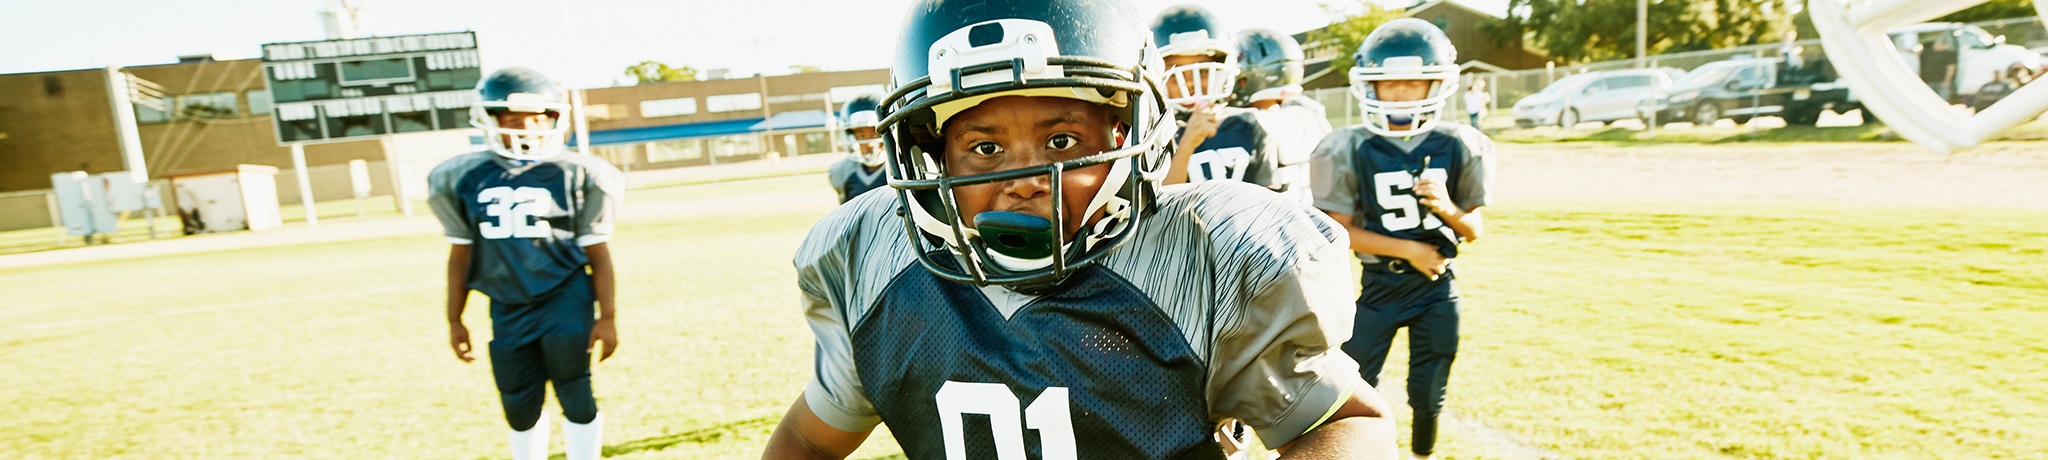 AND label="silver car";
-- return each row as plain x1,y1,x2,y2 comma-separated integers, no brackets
1513,68,1685,128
